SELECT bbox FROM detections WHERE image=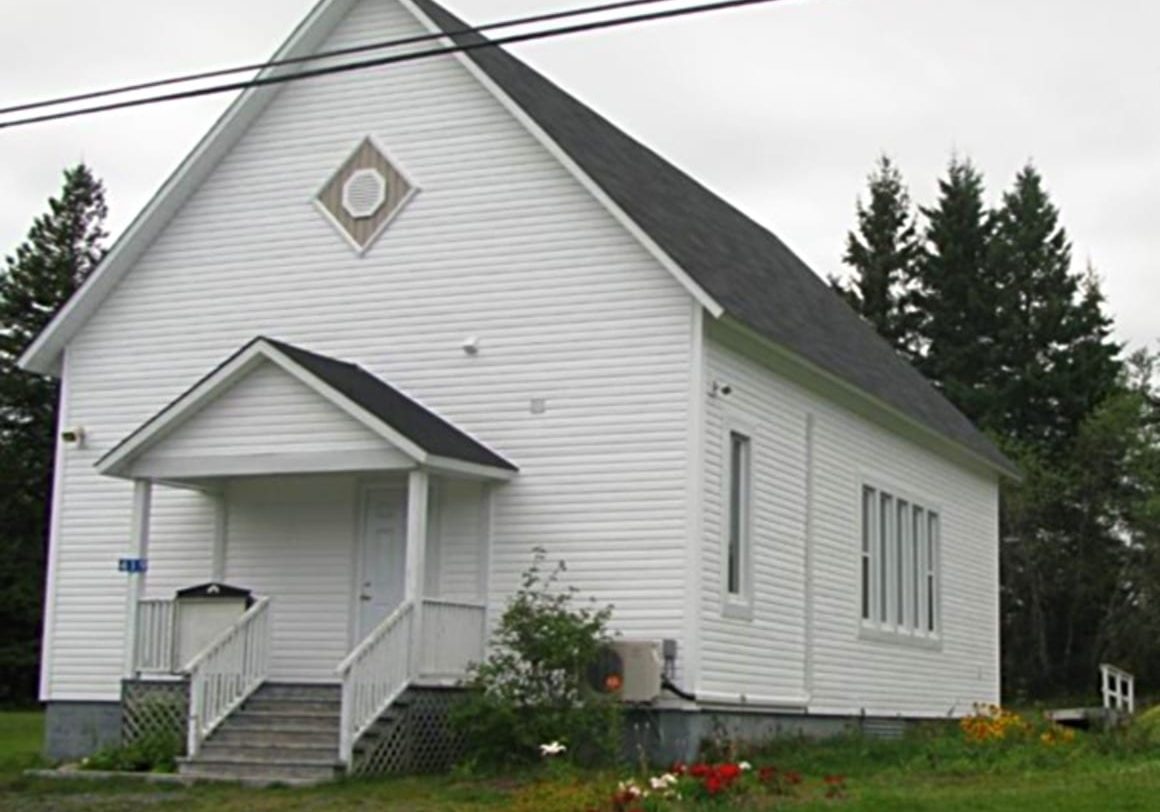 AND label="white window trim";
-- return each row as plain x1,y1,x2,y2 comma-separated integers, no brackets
721,415,755,620
857,479,943,649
